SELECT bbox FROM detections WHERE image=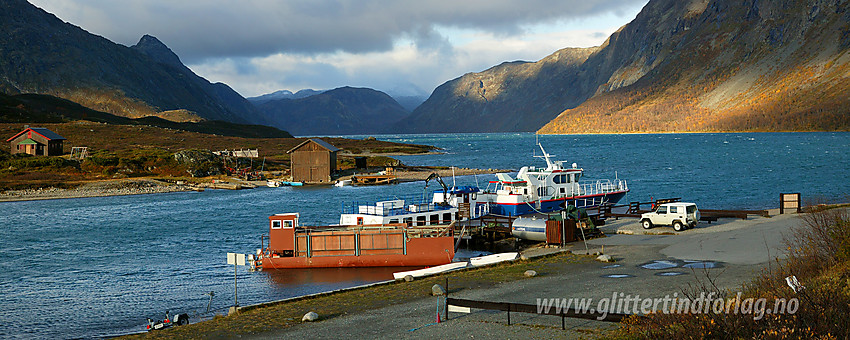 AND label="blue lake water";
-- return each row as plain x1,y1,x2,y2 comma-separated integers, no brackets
1,132,848,339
